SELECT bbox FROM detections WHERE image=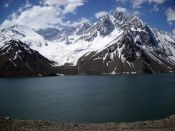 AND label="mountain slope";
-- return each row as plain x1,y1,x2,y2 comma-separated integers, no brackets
38,12,175,73
0,40,56,76
0,25,48,51
77,31,175,74
76,14,175,74
0,10,175,75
